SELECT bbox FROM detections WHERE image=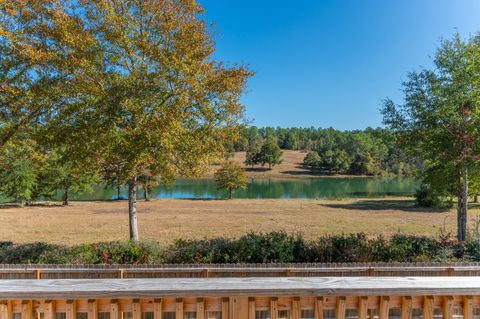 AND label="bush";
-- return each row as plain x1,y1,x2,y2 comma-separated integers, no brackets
0,232,471,264
414,184,446,208
0,242,62,264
